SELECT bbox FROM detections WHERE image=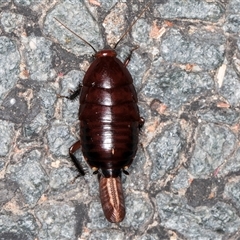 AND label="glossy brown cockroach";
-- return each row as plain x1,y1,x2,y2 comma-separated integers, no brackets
56,3,149,223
